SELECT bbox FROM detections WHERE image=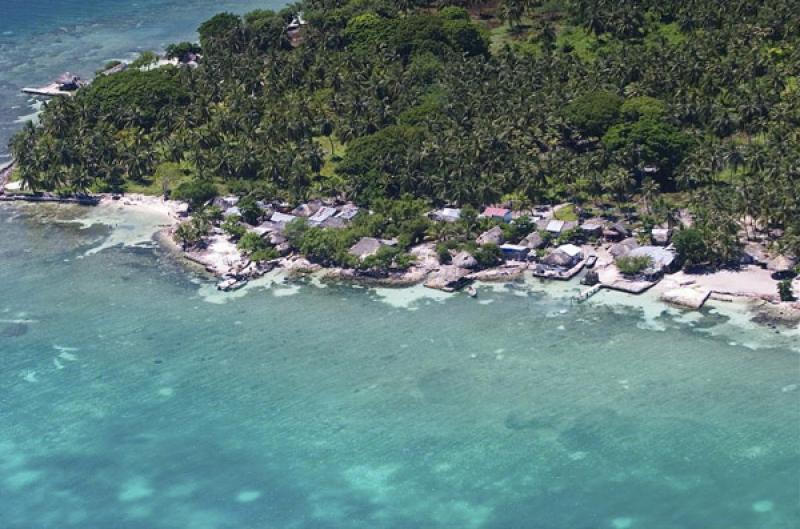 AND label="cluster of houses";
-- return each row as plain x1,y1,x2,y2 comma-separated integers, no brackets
430,204,681,285
212,196,362,255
